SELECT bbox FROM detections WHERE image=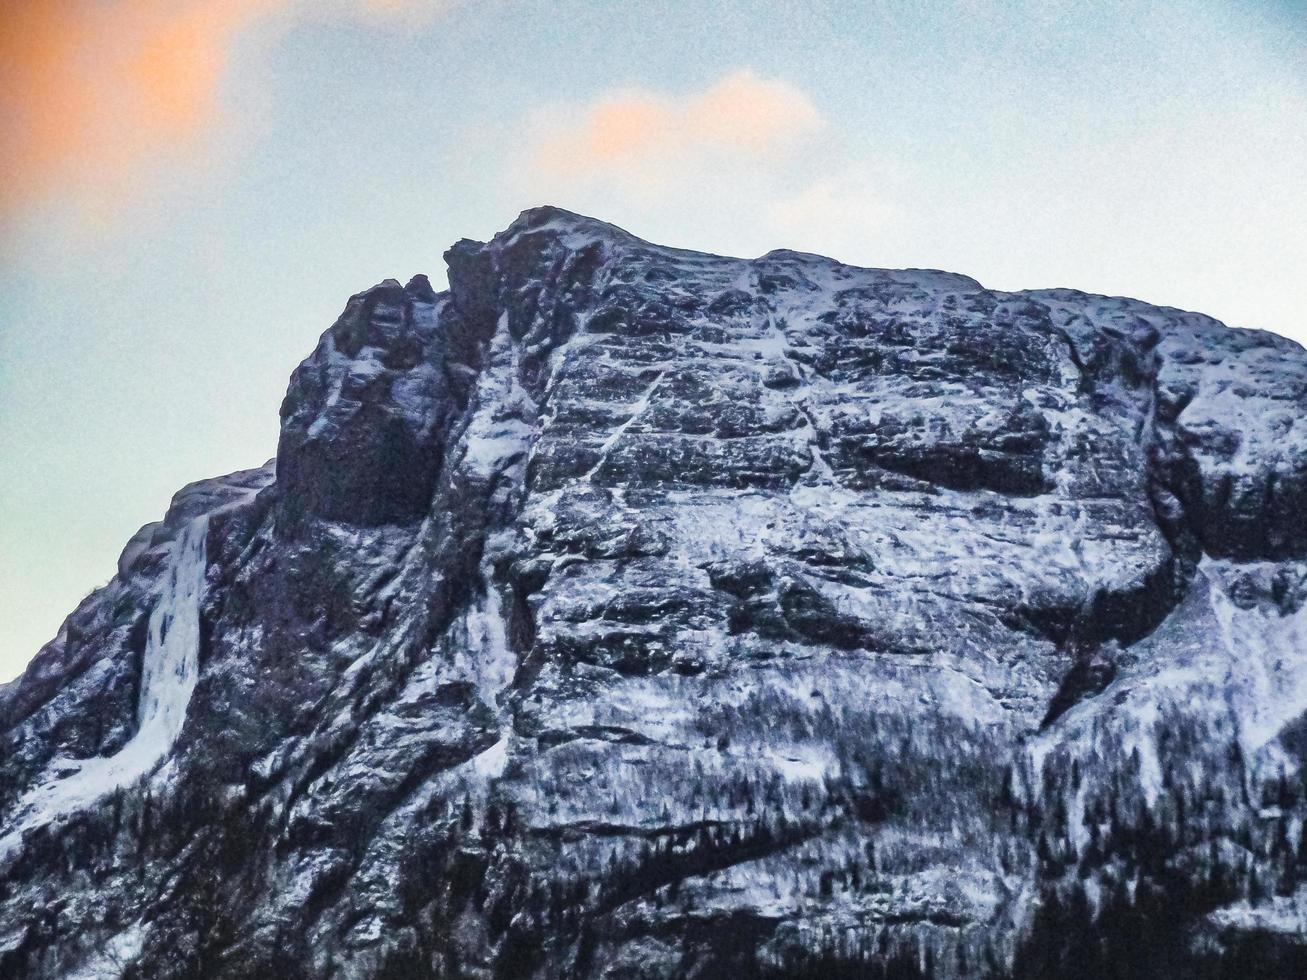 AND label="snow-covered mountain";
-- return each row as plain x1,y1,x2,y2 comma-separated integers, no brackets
4,207,1307,978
